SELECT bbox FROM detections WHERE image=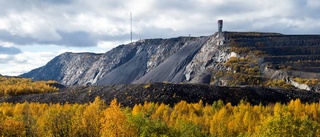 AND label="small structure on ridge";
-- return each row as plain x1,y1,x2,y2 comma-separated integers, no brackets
218,20,223,33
